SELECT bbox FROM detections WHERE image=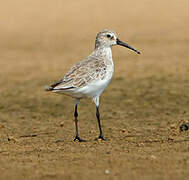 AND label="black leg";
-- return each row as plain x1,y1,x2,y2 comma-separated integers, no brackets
96,106,105,140
73,103,86,142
